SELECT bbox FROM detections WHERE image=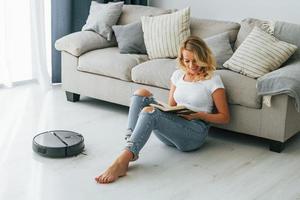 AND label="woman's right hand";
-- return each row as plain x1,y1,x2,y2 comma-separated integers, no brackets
168,83,177,106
